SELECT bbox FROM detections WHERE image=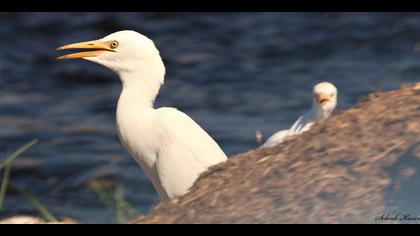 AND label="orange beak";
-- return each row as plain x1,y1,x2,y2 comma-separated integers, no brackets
318,93,331,105
56,40,114,60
